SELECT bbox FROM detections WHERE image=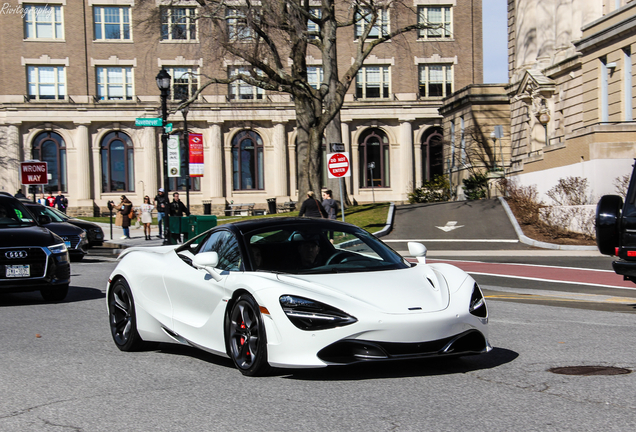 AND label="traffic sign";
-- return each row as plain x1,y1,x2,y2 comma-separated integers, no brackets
20,161,48,185
327,152,350,178
164,123,173,133
135,118,163,127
